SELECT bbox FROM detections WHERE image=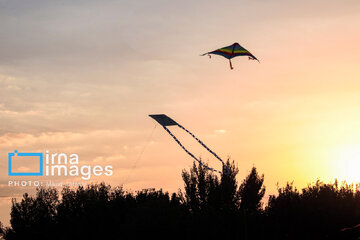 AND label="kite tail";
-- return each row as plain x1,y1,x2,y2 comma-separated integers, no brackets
229,59,233,70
